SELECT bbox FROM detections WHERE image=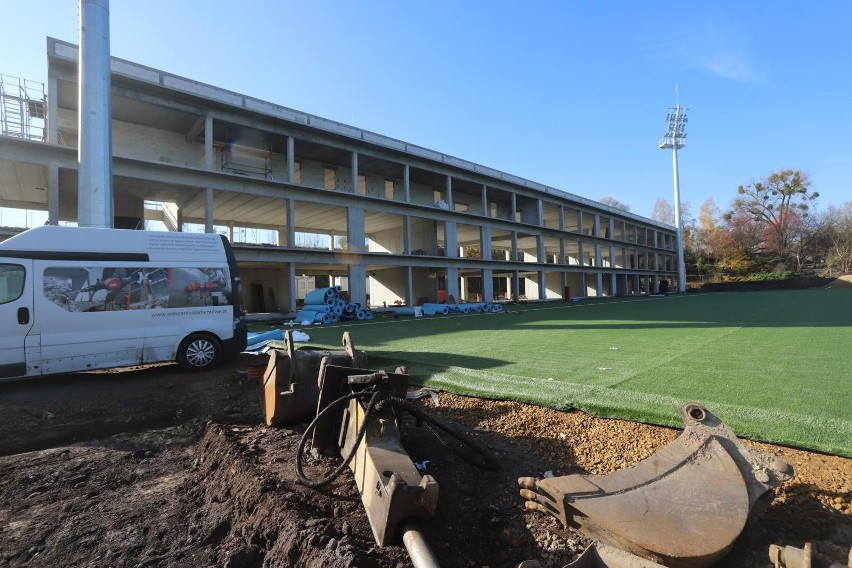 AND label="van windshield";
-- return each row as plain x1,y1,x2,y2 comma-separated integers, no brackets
0,264,25,304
